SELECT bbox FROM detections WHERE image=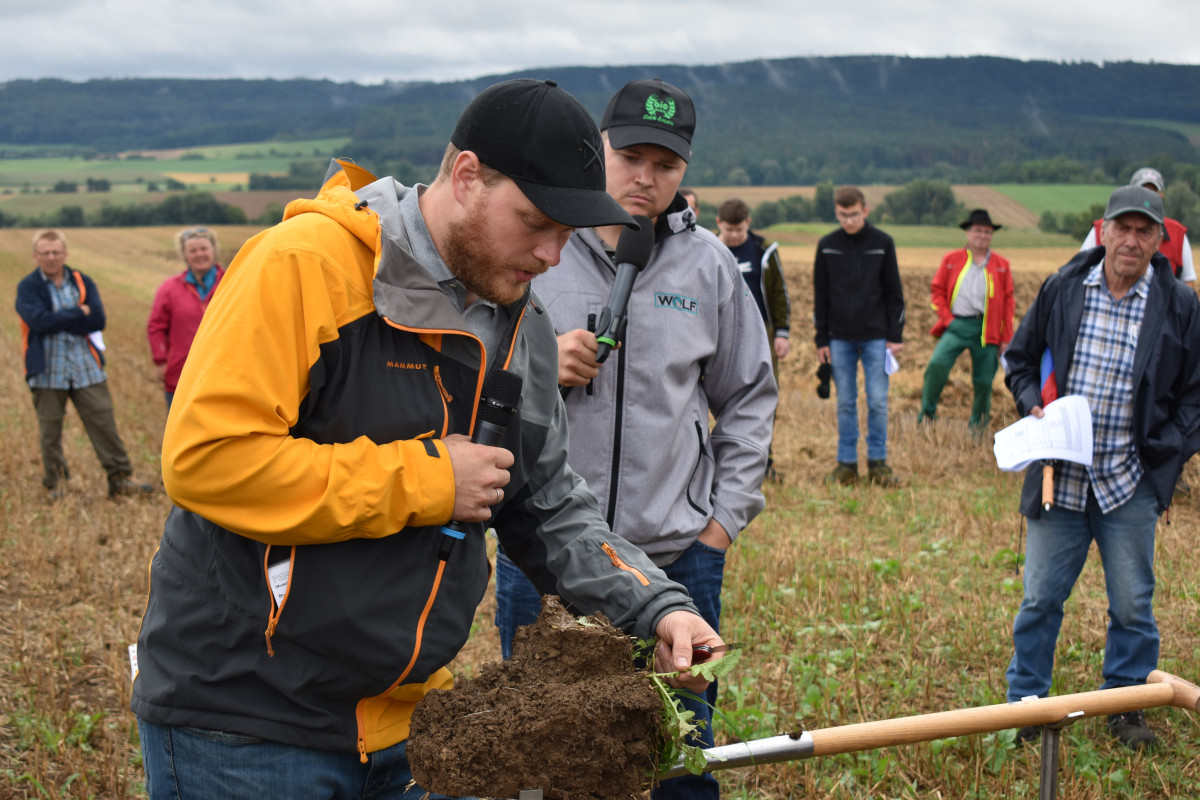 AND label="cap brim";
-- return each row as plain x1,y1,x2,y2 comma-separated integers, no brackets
513,178,638,229
1104,206,1164,225
605,124,691,162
